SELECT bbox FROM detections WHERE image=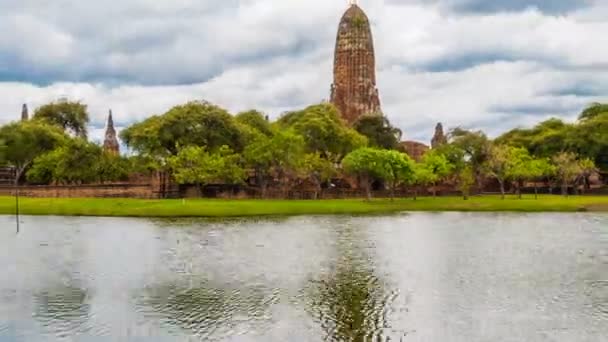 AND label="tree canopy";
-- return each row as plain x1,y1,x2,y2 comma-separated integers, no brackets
33,101,90,138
